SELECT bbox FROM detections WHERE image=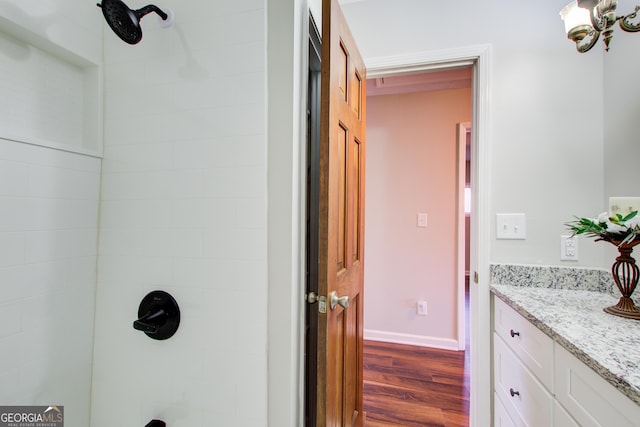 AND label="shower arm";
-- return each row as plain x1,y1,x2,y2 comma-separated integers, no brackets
134,4,168,22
